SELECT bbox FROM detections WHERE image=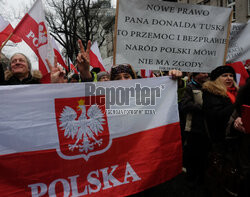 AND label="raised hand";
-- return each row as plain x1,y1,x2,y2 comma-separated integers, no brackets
46,56,66,83
76,40,92,80
168,69,183,80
